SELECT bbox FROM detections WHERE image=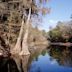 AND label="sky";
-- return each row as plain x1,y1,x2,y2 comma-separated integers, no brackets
40,0,72,31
